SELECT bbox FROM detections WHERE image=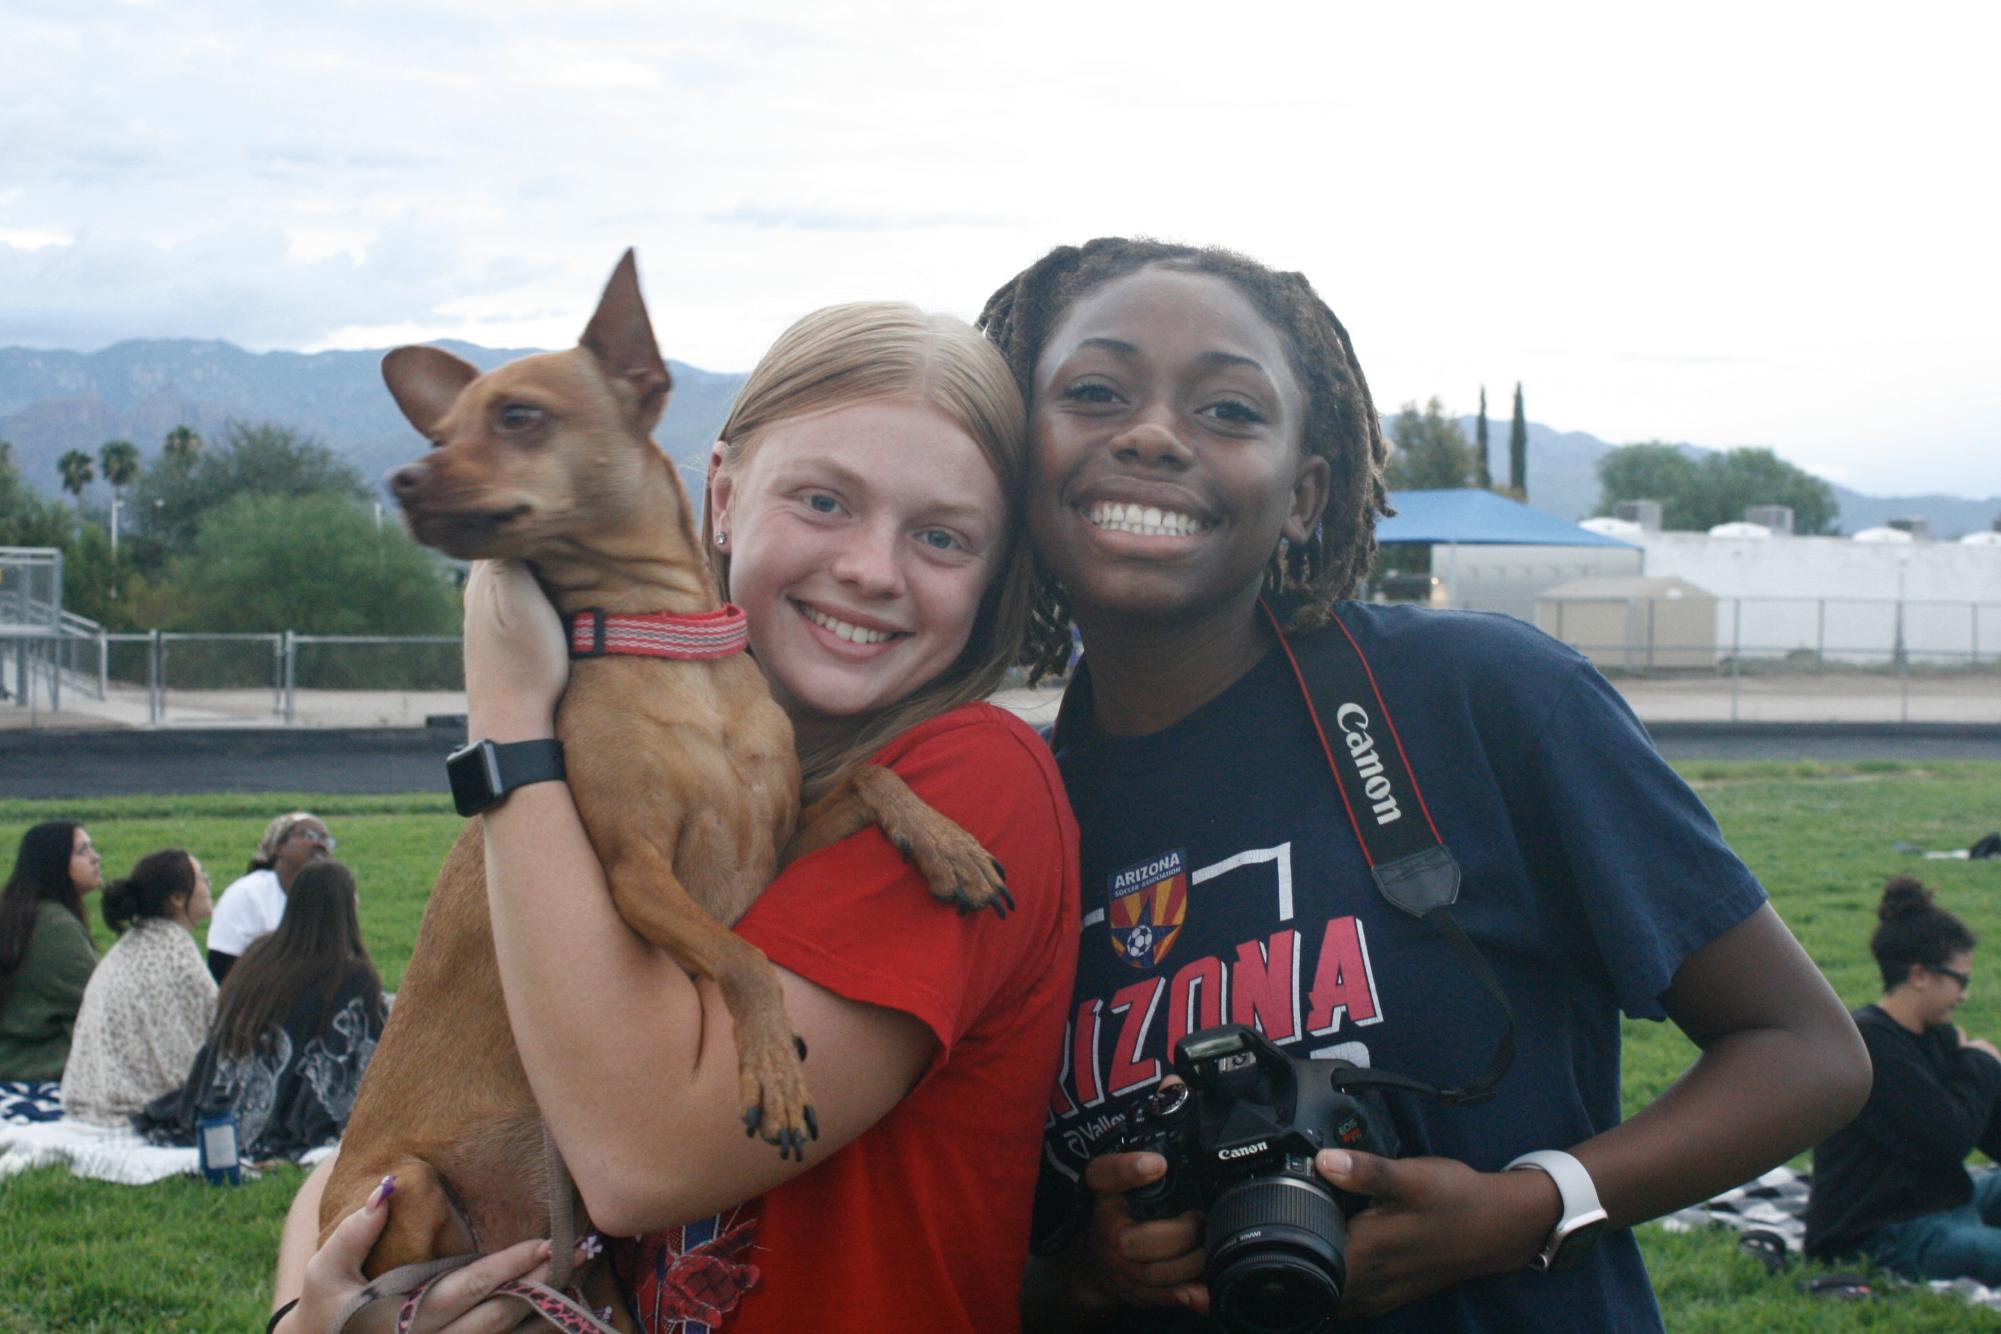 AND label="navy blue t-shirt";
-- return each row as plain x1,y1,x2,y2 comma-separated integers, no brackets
1041,602,1767,1333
